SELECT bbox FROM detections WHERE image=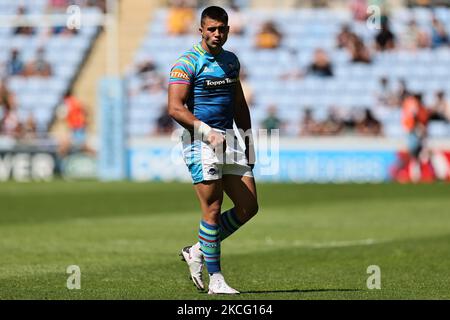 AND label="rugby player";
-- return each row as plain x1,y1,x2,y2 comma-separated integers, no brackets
168,6,258,294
